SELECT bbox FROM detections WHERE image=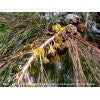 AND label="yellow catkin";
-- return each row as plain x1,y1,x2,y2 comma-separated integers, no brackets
34,48,45,58
53,43,60,49
52,23,62,33
63,41,68,47
43,57,49,64
60,27,66,33
51,56,60,63
48,47,55,55
55,35,63,43
52,23,66,33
